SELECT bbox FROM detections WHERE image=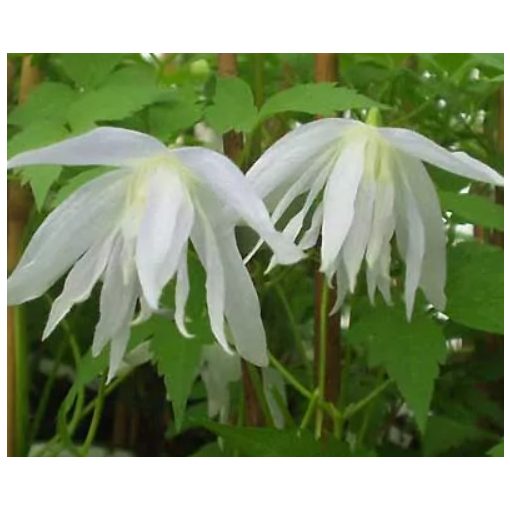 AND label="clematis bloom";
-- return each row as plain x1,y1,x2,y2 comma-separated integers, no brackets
7,127,304,380
247,118,503,318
